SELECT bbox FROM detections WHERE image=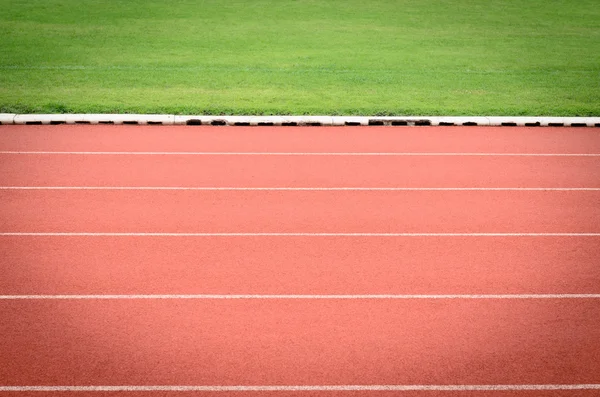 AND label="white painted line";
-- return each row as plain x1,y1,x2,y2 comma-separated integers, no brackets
1,294,599,300
1,151,600,156
1,385,599,391
1,187,599,191
1,233,599,237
